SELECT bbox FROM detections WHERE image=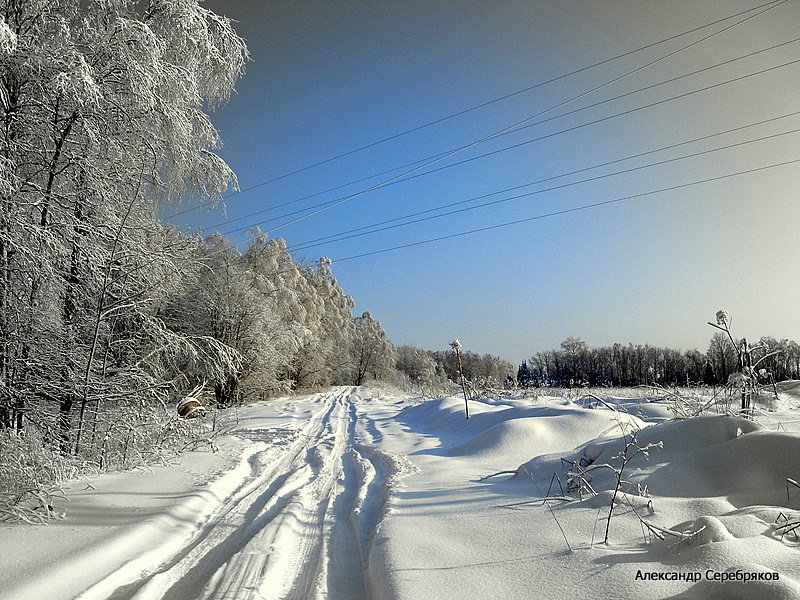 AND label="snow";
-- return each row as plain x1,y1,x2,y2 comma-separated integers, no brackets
2,384,800,599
